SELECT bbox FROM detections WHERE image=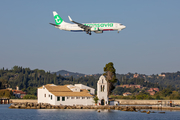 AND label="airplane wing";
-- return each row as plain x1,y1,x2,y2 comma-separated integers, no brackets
68,16,91,32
